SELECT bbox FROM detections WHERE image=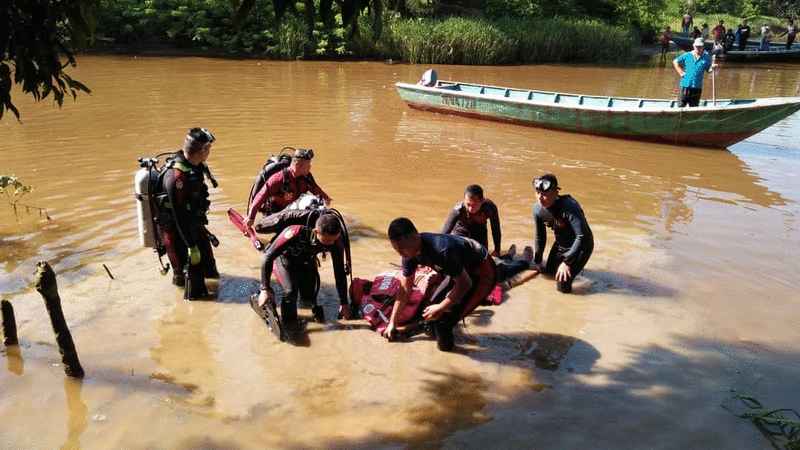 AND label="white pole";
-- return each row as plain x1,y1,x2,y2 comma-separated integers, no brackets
711,55,717,105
